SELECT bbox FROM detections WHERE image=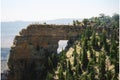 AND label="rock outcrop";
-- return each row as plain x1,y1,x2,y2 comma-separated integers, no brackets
7,24,83,80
